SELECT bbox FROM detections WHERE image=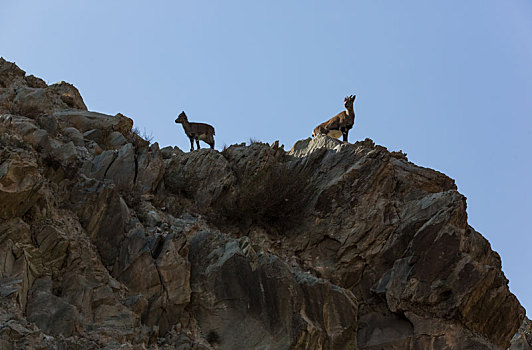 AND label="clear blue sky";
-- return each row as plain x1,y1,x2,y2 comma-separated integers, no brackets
2,1,531,314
